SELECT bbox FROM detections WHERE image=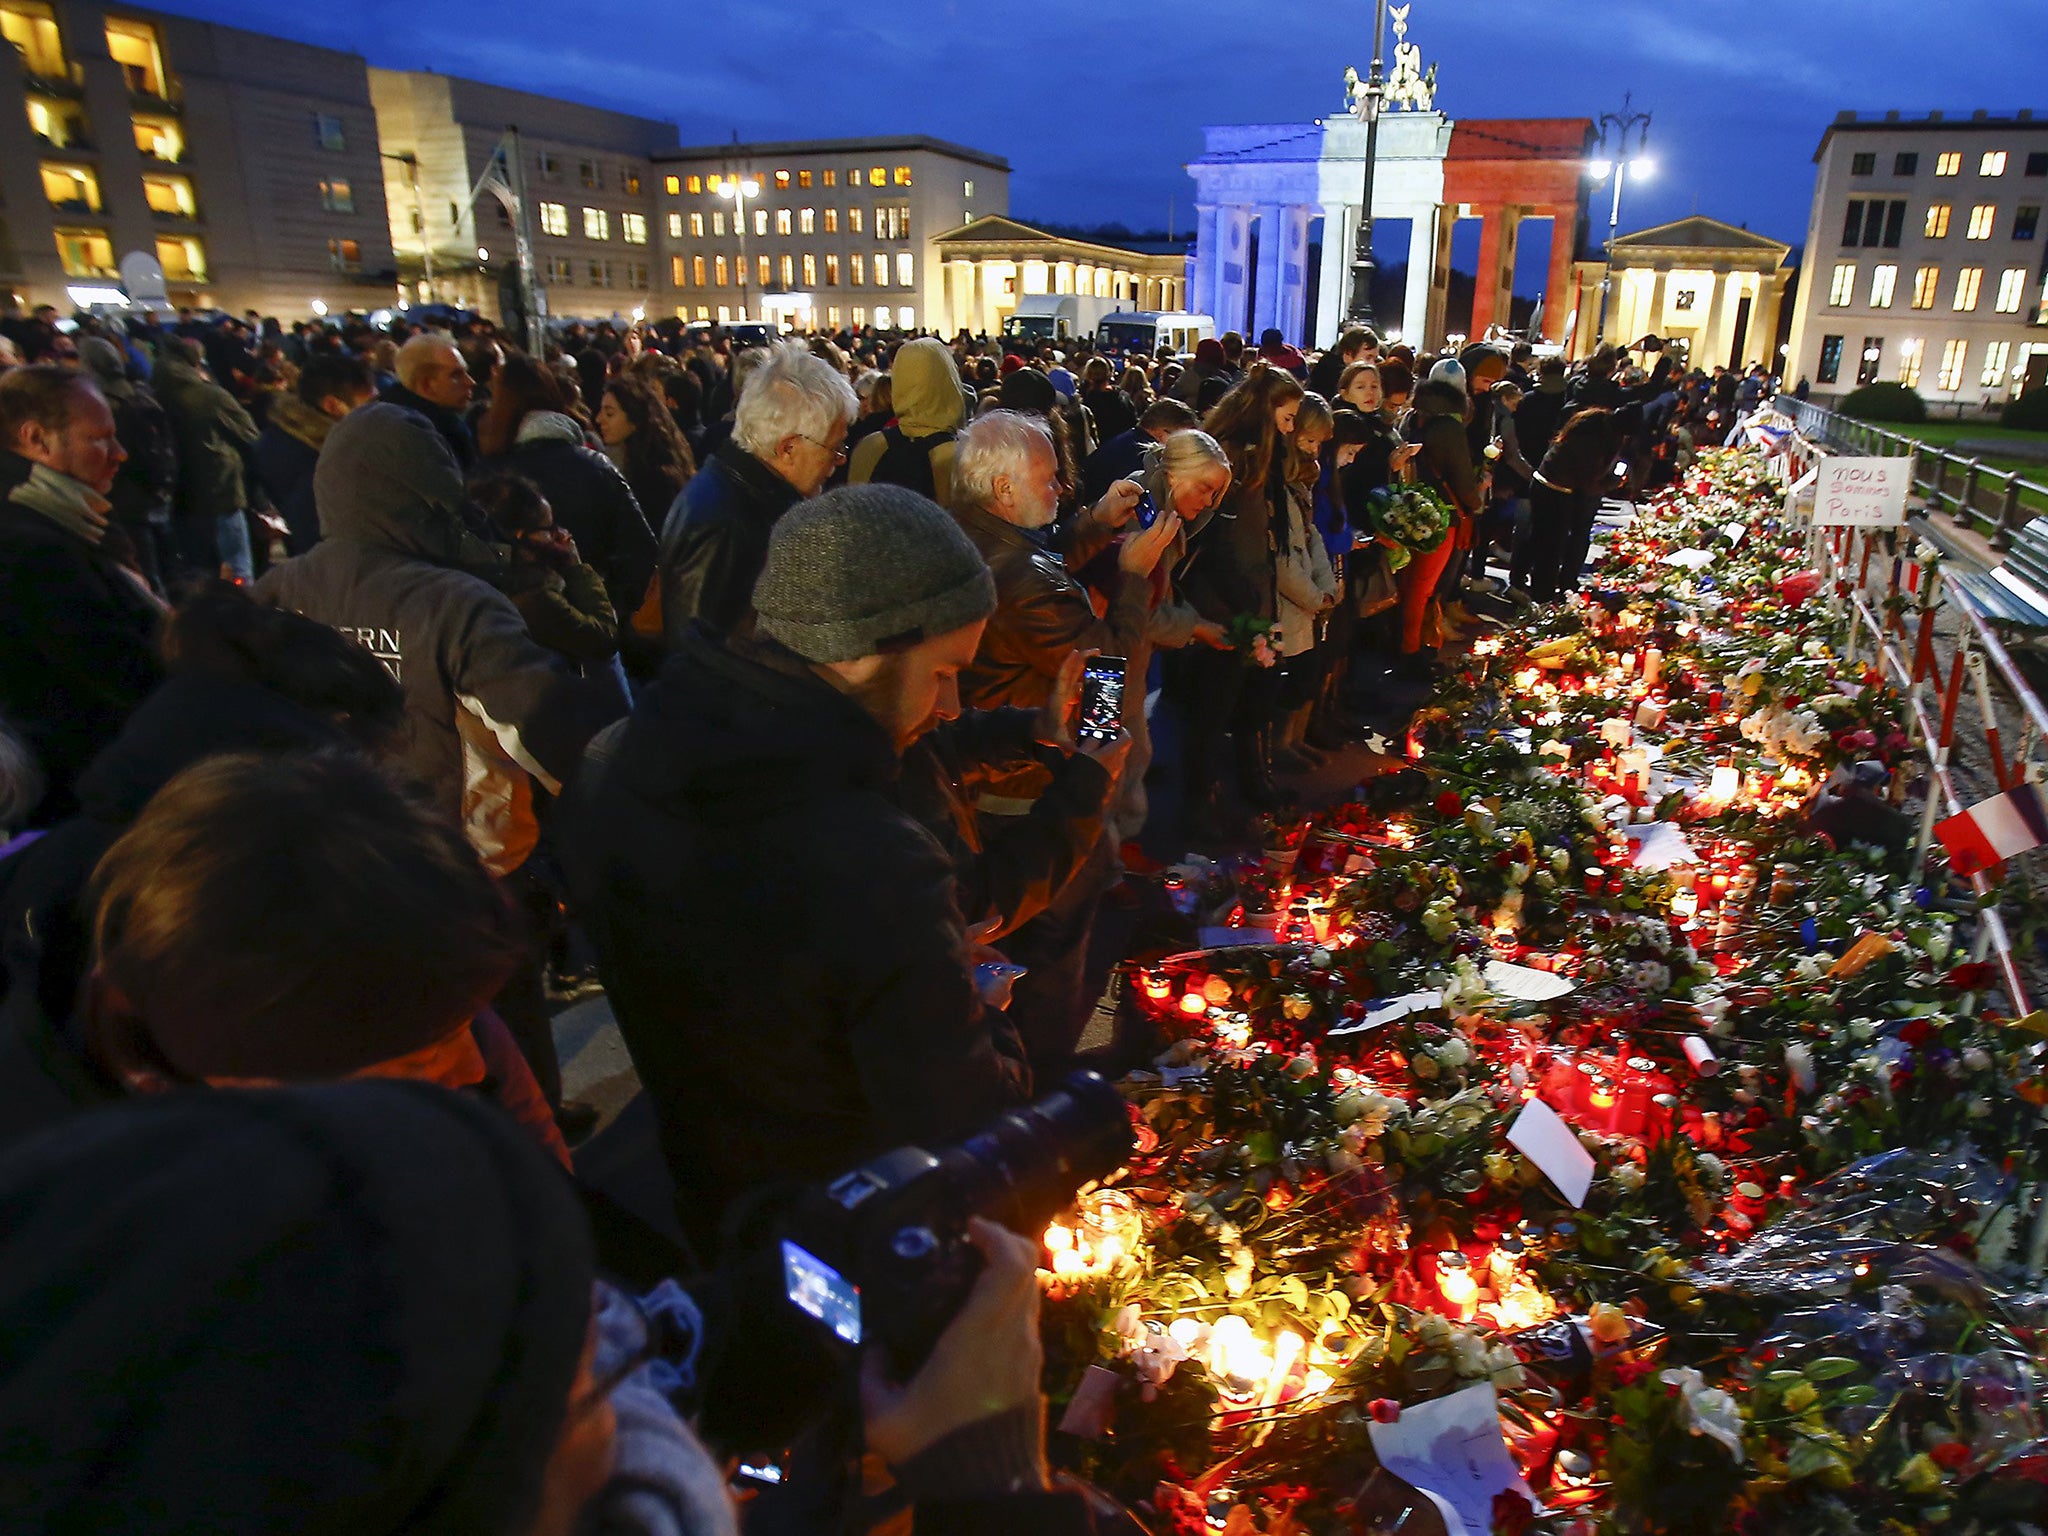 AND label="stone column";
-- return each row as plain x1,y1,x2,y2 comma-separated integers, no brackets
1315,202,1354,349
1277,205,1313,345
1696,272,1727,369
1469,207,1505,337
1425,208,1455,349
1753,271,1786,372
1404,206,1435,346
1543,205,1576,343
1252,203,1285,336
1193,203,1220,324
1643,268,1668,349
1218,207,1251,335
